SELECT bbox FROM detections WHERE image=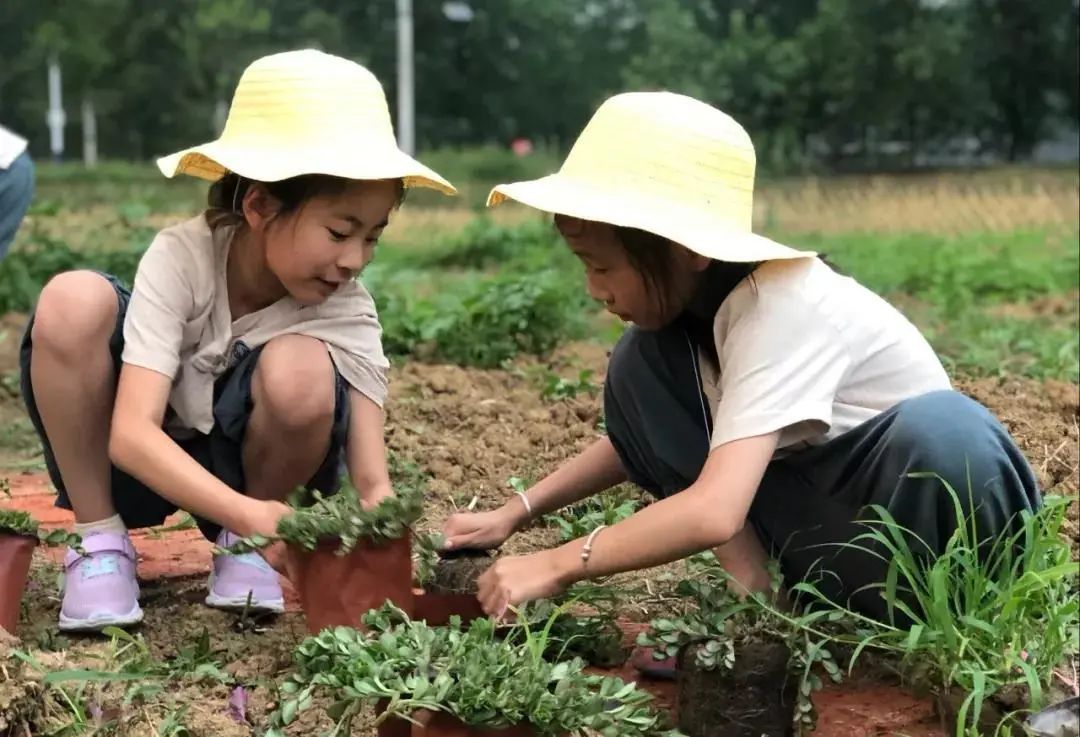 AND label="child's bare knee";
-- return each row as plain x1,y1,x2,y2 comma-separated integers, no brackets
31,271,117,359
252,335,335,430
